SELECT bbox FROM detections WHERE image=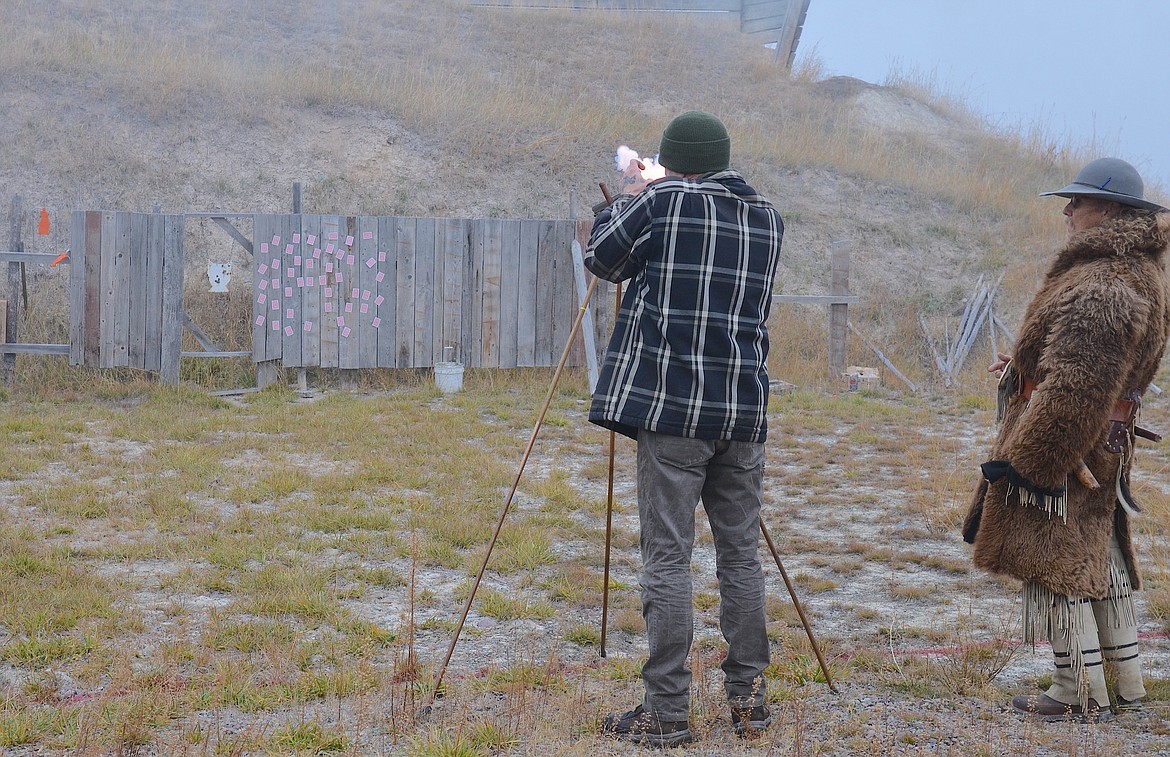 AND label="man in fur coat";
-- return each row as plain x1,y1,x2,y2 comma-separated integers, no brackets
963,157,1170,722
